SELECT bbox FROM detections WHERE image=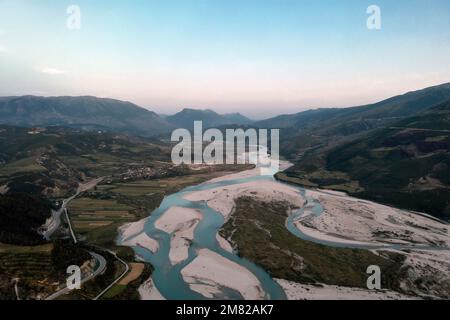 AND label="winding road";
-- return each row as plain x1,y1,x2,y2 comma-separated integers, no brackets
43,177,131,300
65,208,77,244
42,178,103,240
45,252,107,300
93,250,130,300
12,278,20,300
